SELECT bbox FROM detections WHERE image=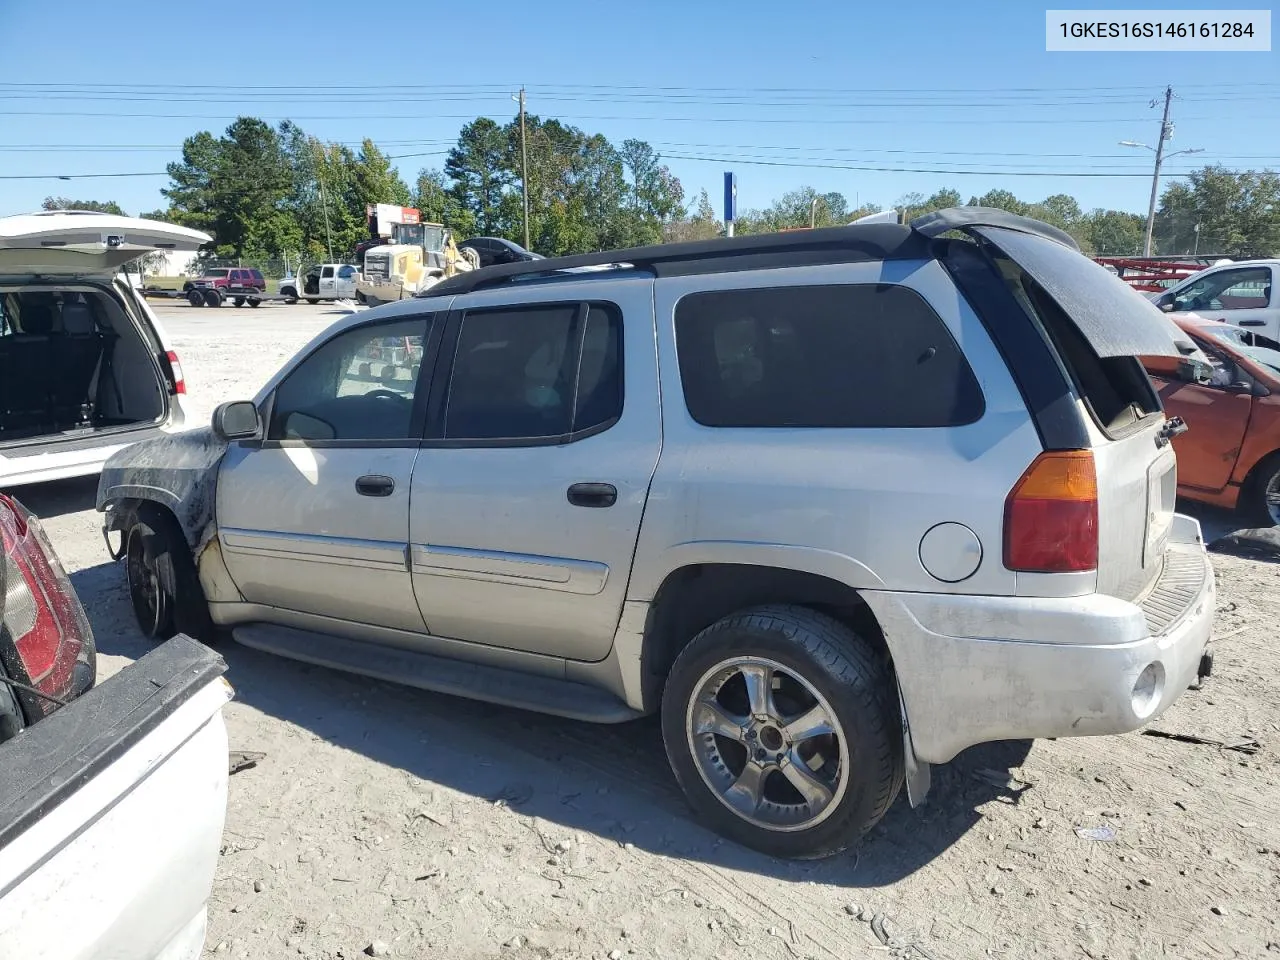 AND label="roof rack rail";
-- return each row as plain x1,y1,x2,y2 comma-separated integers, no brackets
420,206,1076,298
